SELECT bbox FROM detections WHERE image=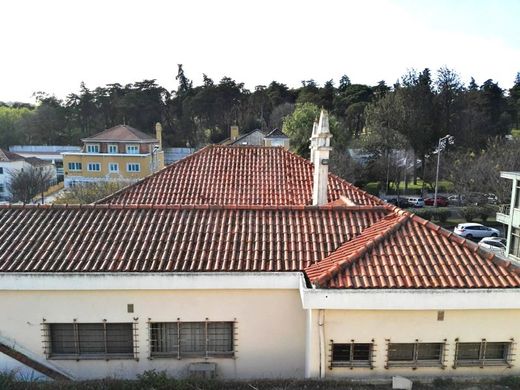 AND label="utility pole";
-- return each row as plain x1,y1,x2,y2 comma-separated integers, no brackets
434,135,455,207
